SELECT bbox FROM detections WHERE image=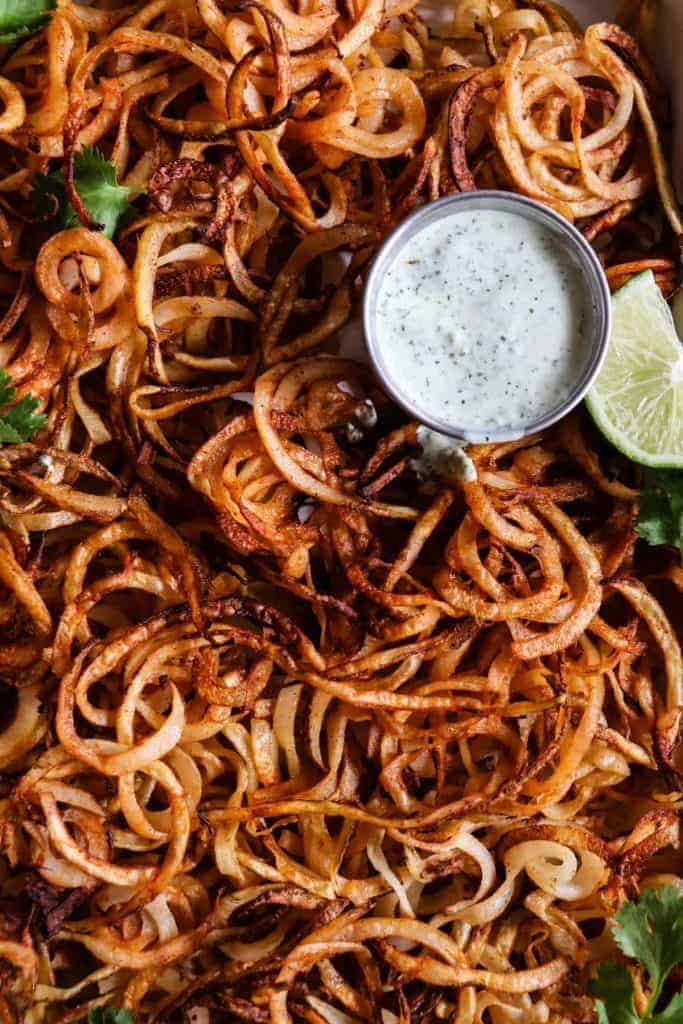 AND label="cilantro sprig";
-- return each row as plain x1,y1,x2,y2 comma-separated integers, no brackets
591,886,683,1024
0,0,56,46
636,471,683,560
81,1006,134,1024
0,368,46,443
33,147,134,240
